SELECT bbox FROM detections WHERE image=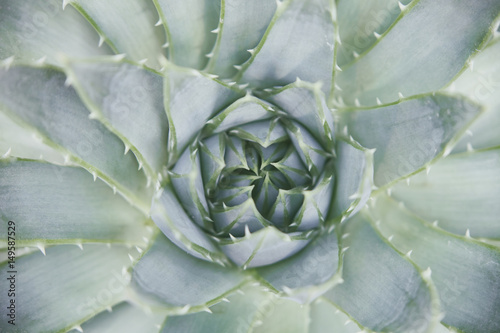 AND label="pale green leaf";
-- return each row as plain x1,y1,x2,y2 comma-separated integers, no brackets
219,226,311,268
160,286,271,333
0,159,148,247
164,65,242,160
0,66,152,212
70,0,165,68
261,81,335,149
334,0,500,106
64,59,169,177
203,95,275,136
162,285,309,333
151,184,225,263
169,145,211,231
0,0,111,66
205,0,277,77
257,229,340,303
324,213,439,333
0,111,64,164
368,194,500,332
0,244,133,332
331,140,374,221
391,148,500,239
335,0,412,67
238,0,335,94
251,297,309,333
81,302,166,333
131,233,247,307
340,93,481,186
154,0,220,69
451,38,500,152
309,298,364,333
